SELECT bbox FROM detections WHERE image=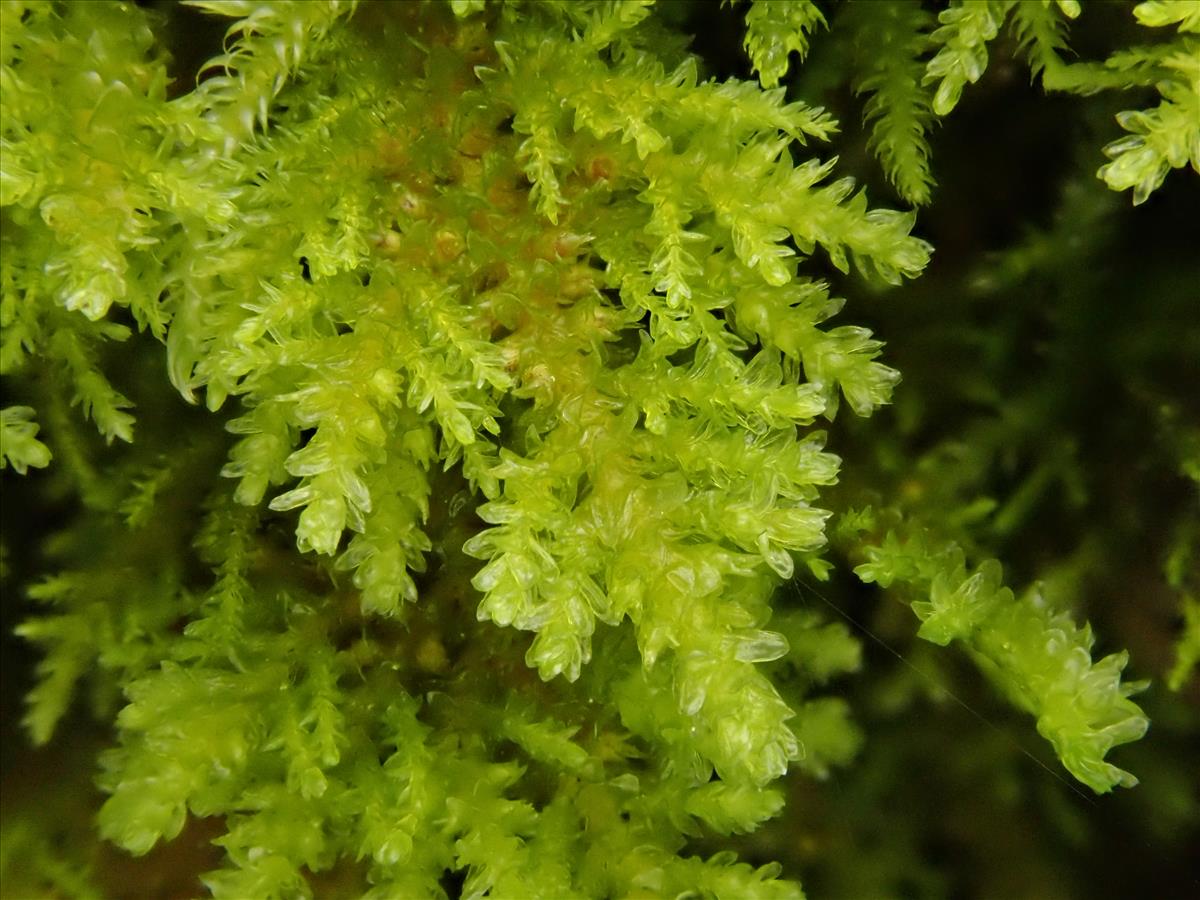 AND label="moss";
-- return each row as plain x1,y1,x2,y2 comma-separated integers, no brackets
1,1,1196,897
